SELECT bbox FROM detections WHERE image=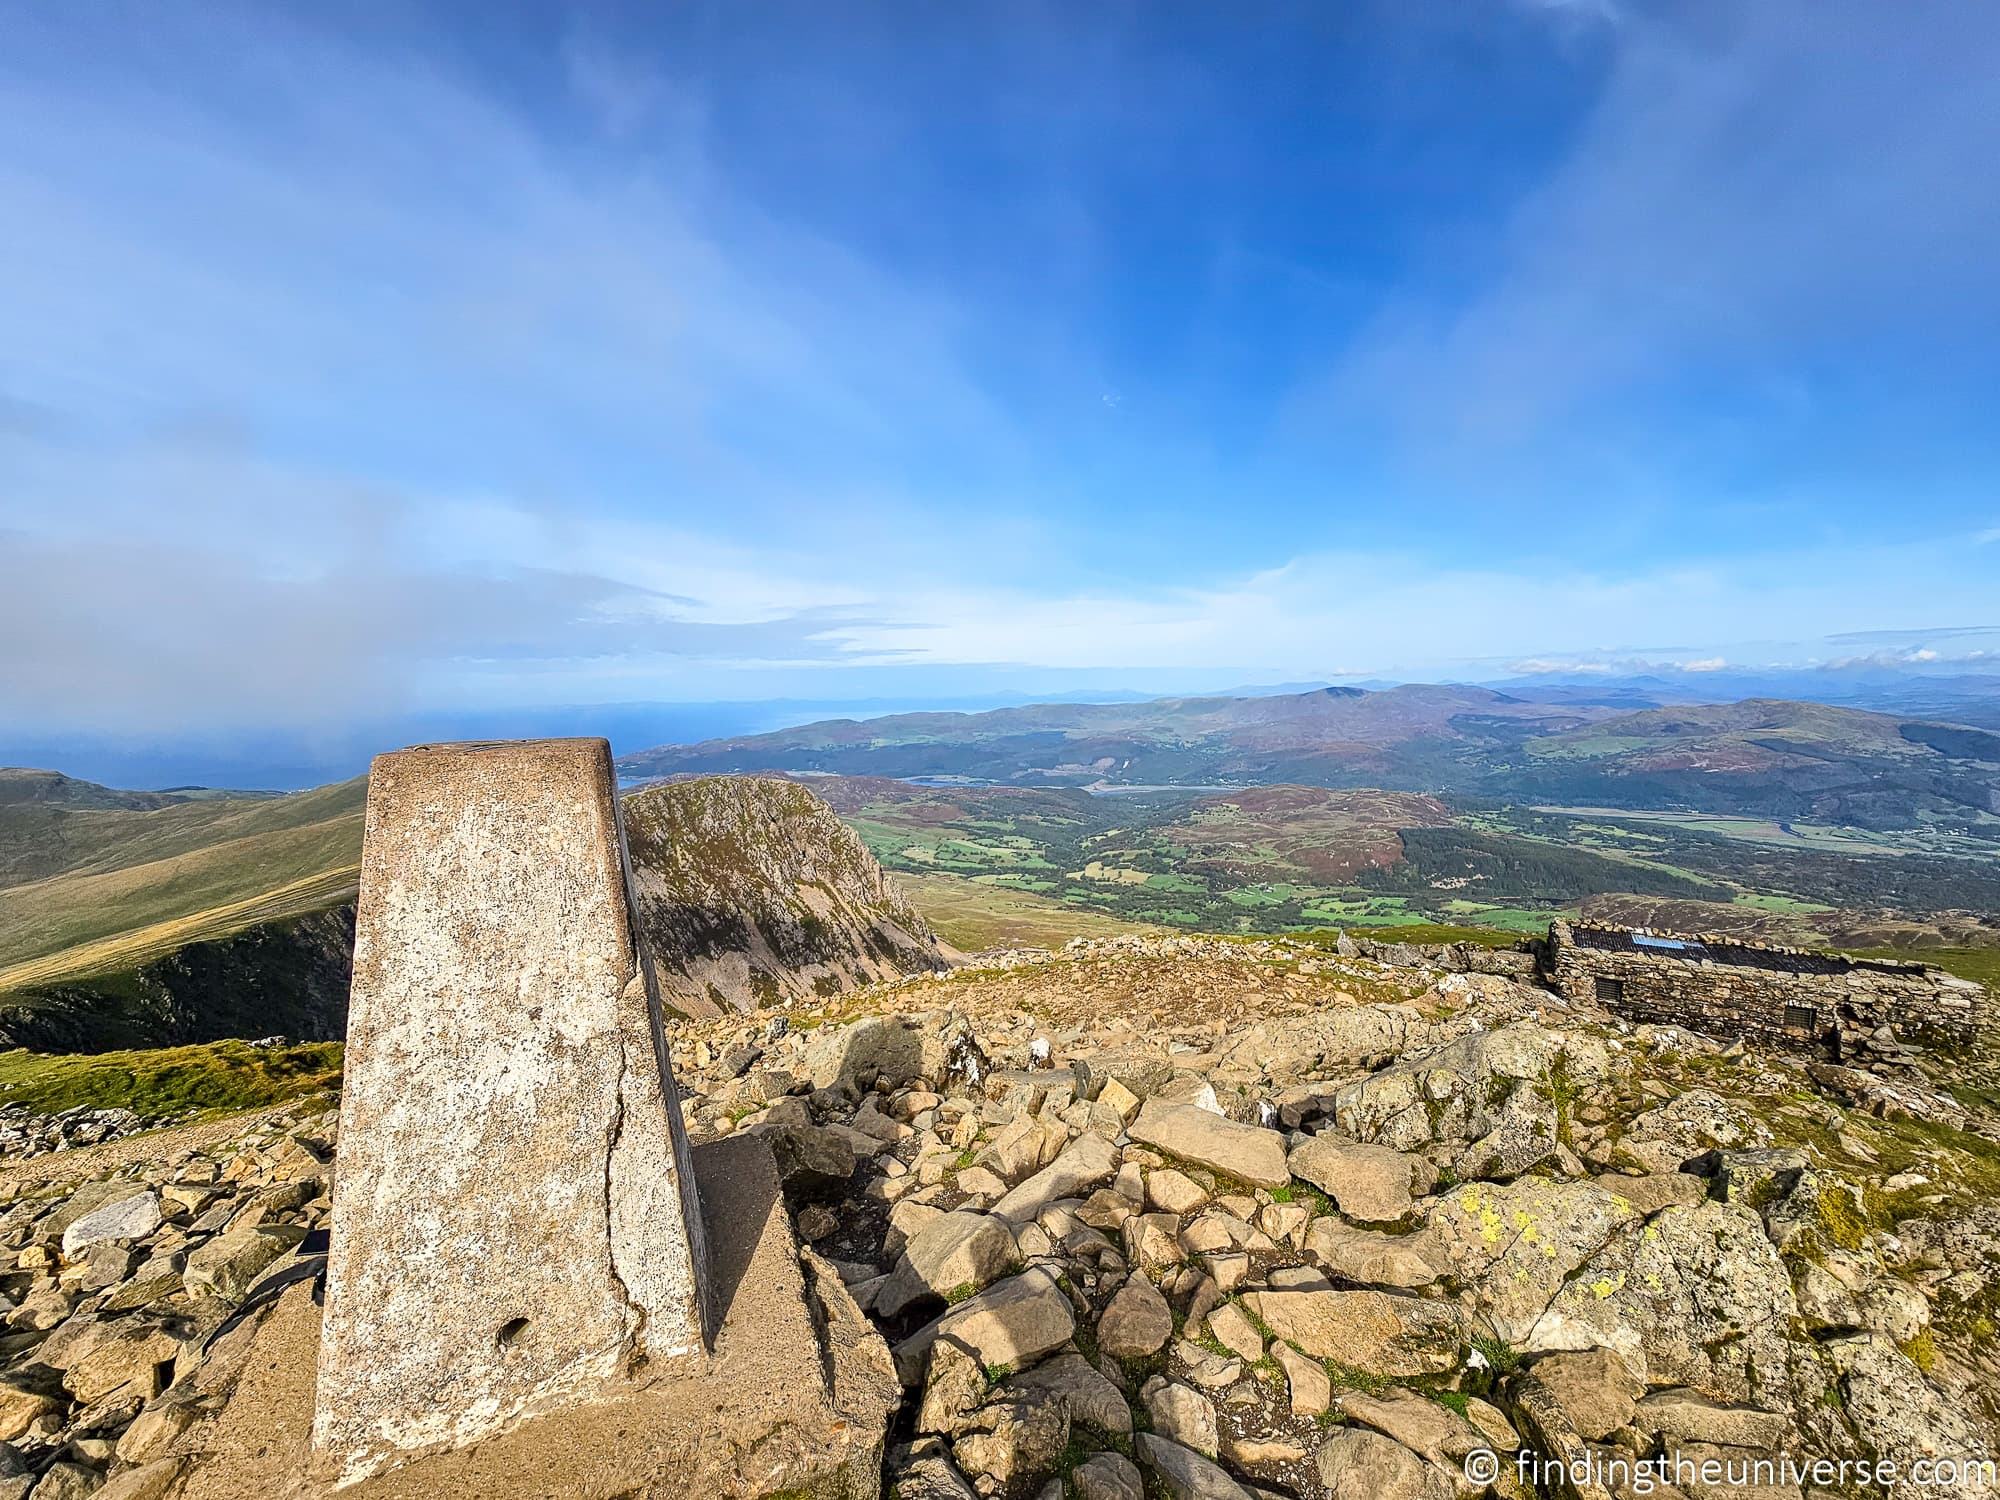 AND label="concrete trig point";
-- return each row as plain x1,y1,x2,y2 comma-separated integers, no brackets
314,739,710,1485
